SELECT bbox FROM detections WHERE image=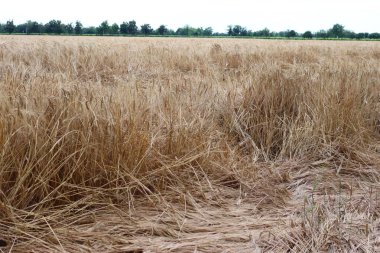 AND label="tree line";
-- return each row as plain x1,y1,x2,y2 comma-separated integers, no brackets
0,20,379,39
